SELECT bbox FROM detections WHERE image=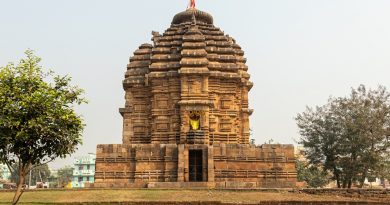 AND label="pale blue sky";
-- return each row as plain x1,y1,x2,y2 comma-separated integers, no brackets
1,0,390,169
